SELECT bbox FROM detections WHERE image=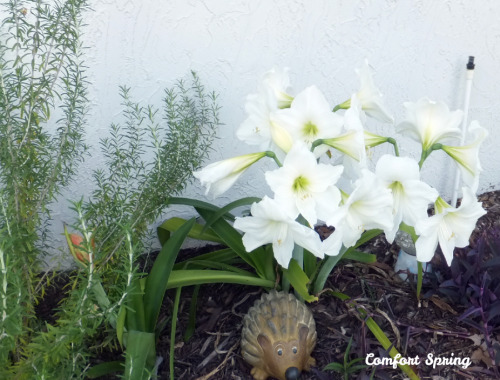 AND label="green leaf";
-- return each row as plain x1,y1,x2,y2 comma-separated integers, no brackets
356,309,420,380
166,269,274,289
348,364,369,372
86,361,124,378
184,285,200,342
200,211,272,281
180,259,256,276
170,287,182,379
313,229,382,294
354,229,382,248
342,250,377,263
324,362,344,372
251,244,275,282
313,246,347,294
124,330,156,380
303,249,319,279
348,357,367,366
157,222,171,248
328,292,420,380
116,303,127,347
126,277,146,332
173,248,241,270
399,223,418,243
166,197,234,219
328,290,350,301
143,218,196,332
157,217,223,246
344,336,353,364
92,282,110,308
282,259,317,302
202,197,261,231
195,207,265,275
